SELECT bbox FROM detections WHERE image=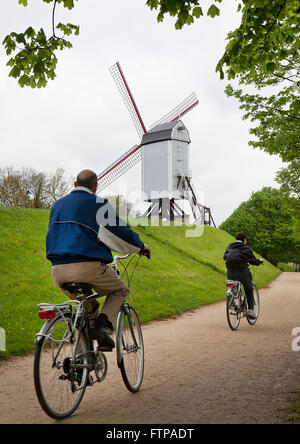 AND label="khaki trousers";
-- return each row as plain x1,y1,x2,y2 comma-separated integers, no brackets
51,262,129,326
